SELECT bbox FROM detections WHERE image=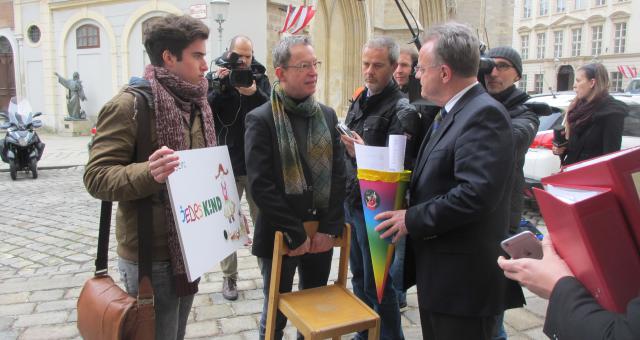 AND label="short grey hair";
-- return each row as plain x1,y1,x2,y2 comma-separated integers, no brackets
272,35,313,69
363,36,399,65
422,22,480,78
